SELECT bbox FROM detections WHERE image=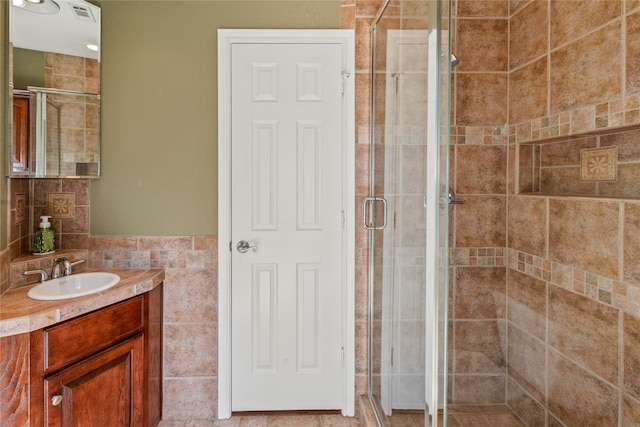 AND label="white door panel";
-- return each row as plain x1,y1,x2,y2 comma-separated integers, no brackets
230,42,343,411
